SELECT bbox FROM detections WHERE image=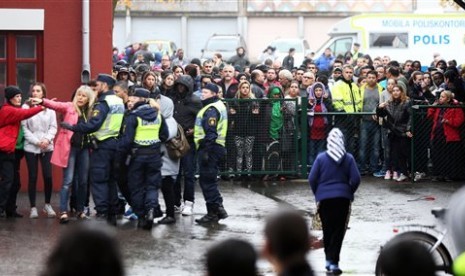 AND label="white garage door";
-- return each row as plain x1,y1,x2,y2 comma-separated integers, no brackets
186,17,237,59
